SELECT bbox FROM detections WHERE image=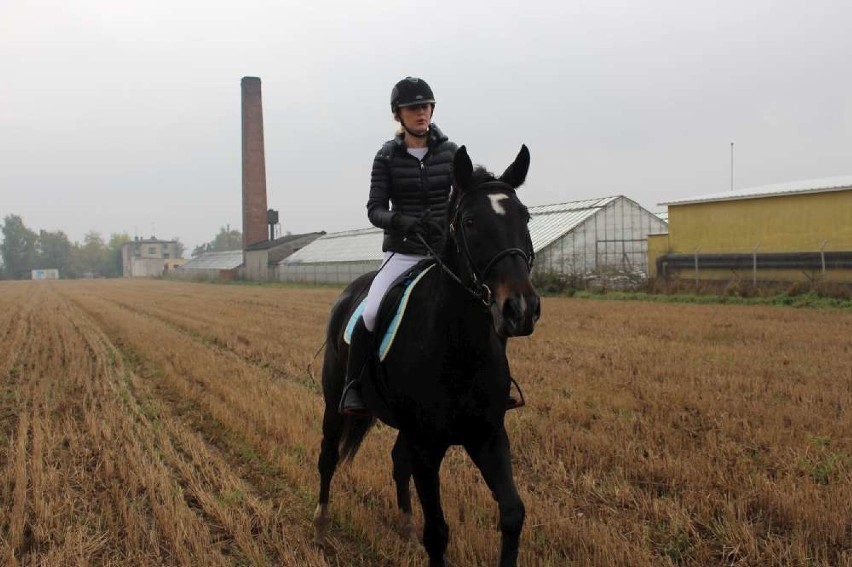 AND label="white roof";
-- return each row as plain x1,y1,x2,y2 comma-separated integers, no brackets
179,250,243,270
281,197,622,265
528,197,619,251
280,227,384,264
661,175,852,206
